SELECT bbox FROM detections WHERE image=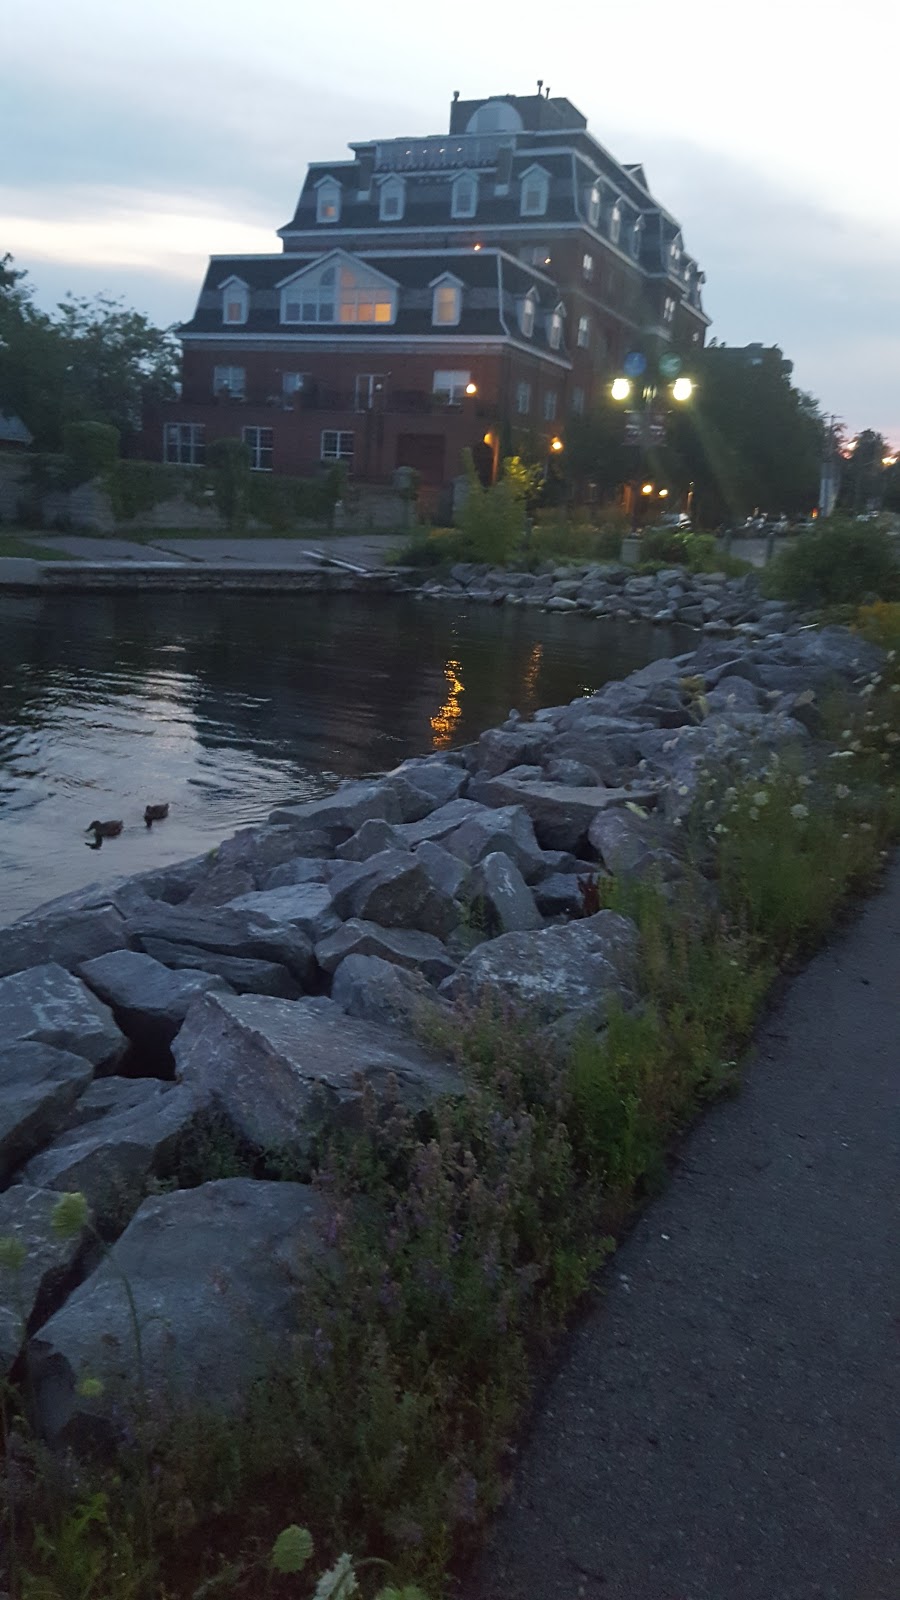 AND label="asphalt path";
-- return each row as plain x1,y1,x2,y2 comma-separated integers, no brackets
470,858,900,1600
